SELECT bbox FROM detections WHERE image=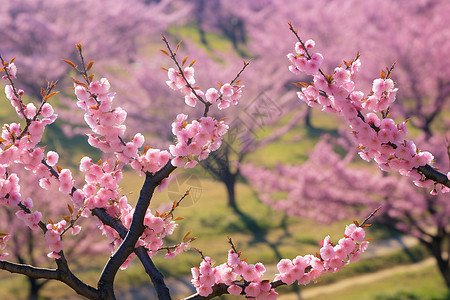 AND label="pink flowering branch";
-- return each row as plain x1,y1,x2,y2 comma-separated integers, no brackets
287,24,450,190
161,35,212,116
185,209,377,299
